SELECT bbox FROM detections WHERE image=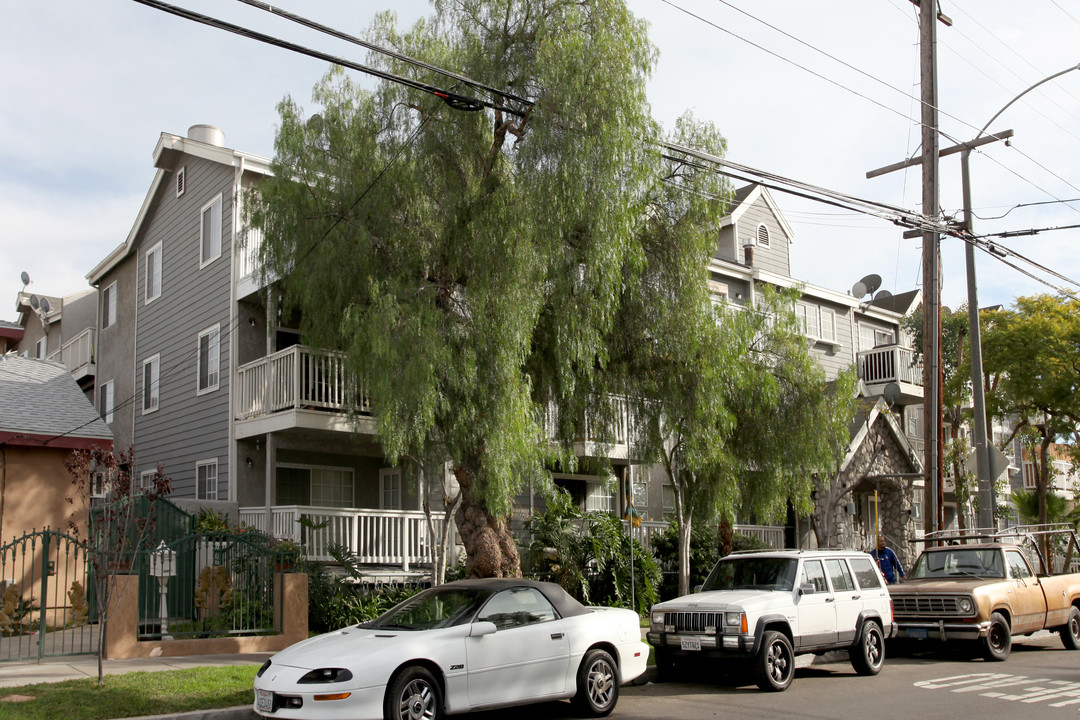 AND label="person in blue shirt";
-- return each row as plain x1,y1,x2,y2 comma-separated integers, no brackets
871,535,904,584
